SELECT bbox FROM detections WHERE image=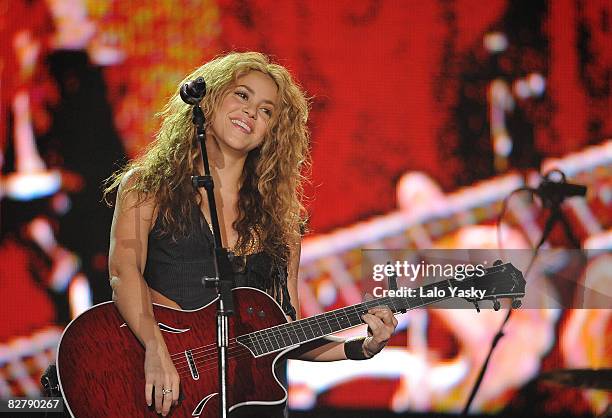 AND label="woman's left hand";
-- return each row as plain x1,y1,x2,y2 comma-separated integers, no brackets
361,306,398,357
